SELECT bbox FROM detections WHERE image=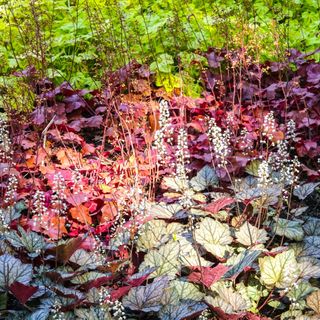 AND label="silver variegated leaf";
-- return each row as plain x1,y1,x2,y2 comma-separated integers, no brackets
235,222,268,246
294,183,320,200
159,300,207,320
303,217,320,236
190,165,218,191
139,241,181,278
273,218,304,241
194,218,233,258
122,276,169,312
0,254,32,290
